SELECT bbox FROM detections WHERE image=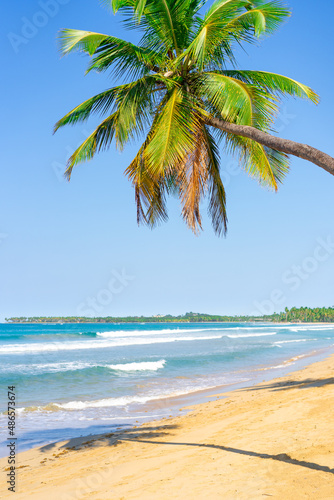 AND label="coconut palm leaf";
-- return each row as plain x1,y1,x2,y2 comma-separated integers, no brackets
55,75,173,144
125,143,169,227
143,87,201,176
55,0,322,236
195,72,278,130
176,128,209,233
64,113,119,179
218,70,319,103
222,131,289,188
59,29,163,79
203,127,228,236
54,89,119,131
58,29,110,55
176,0,290,70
